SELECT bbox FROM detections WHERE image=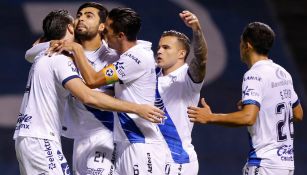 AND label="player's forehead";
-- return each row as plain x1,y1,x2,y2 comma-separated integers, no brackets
77,7,99,16
159,36,181,47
